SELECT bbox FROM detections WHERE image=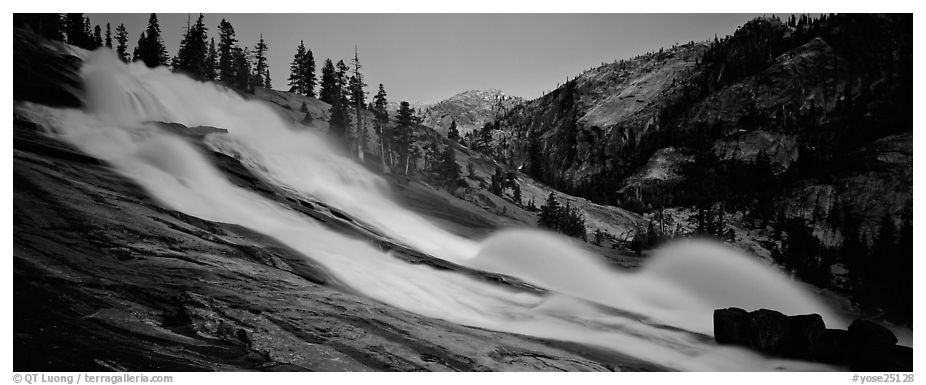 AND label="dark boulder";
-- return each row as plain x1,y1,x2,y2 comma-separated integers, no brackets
747,309,791,355
714,309,912,371
851,344,913,372
713,307,750,346
809,328,852,365
785,313,826,359
849,319,898,348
